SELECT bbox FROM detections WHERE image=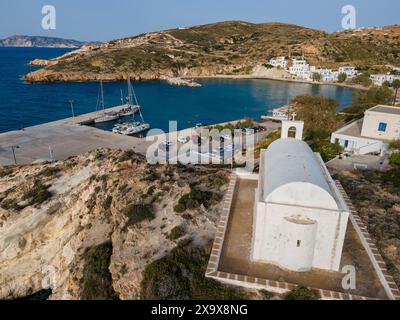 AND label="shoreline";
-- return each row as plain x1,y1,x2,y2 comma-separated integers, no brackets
183,74,368,91
23,72,366,91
